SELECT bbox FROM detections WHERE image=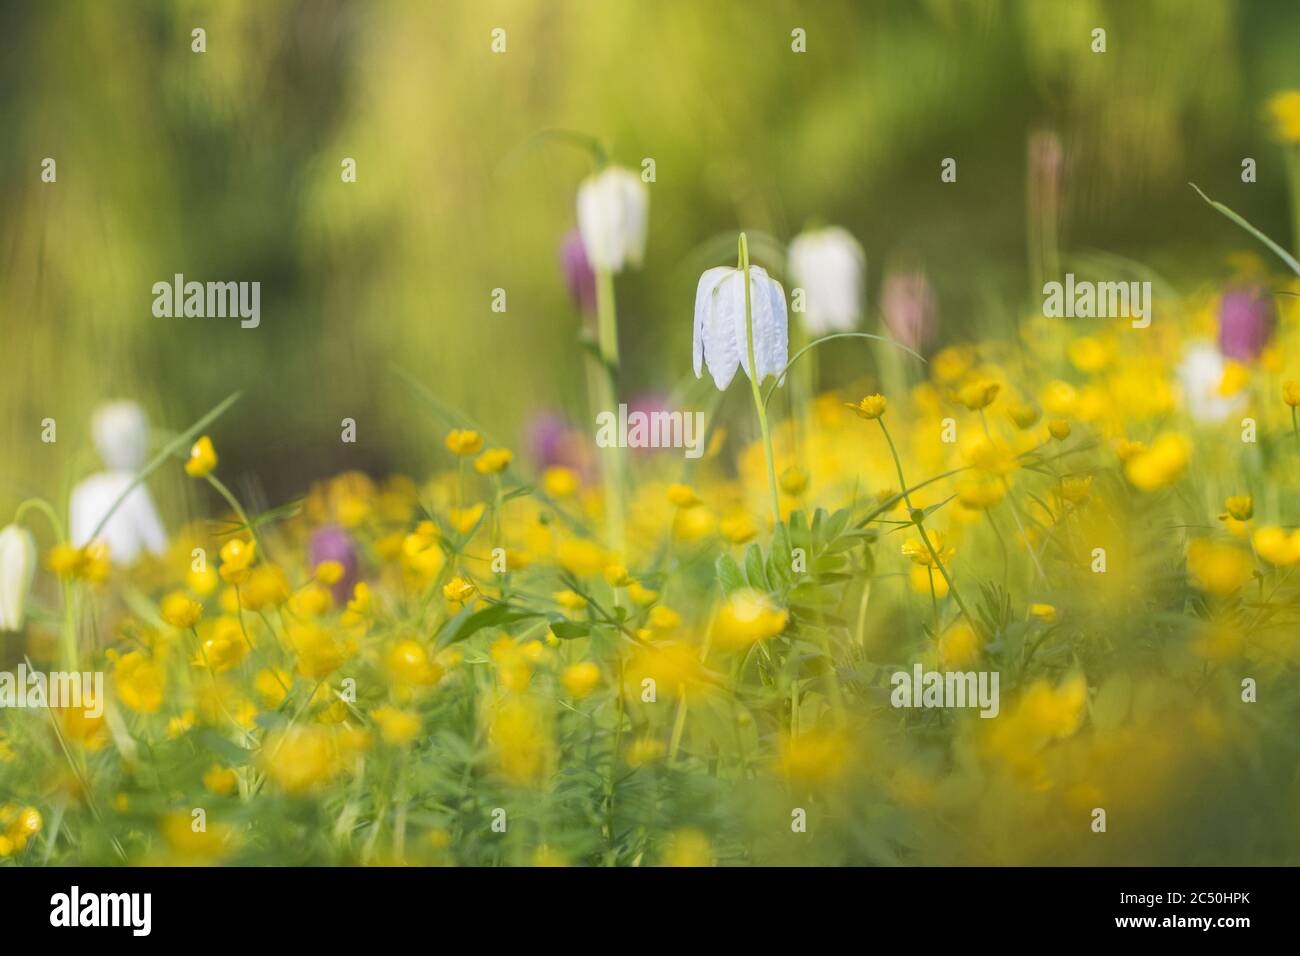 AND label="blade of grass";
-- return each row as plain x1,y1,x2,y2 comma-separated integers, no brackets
1190,183,1300,277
